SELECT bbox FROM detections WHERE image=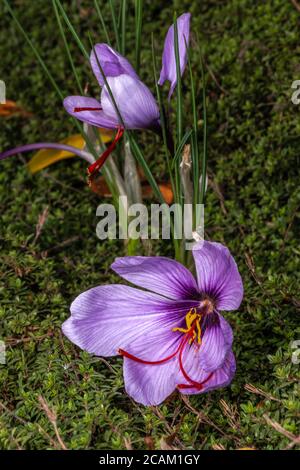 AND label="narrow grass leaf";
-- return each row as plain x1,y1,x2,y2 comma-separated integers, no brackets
185,37,199,206
199,48,207,205
121,0,127,55
109,0,121,51
55,0,89,60
53,0,83,94
94,0,111,45
151,33,175,195
135,0,143,73
174,13,183,146
128,134,164,204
